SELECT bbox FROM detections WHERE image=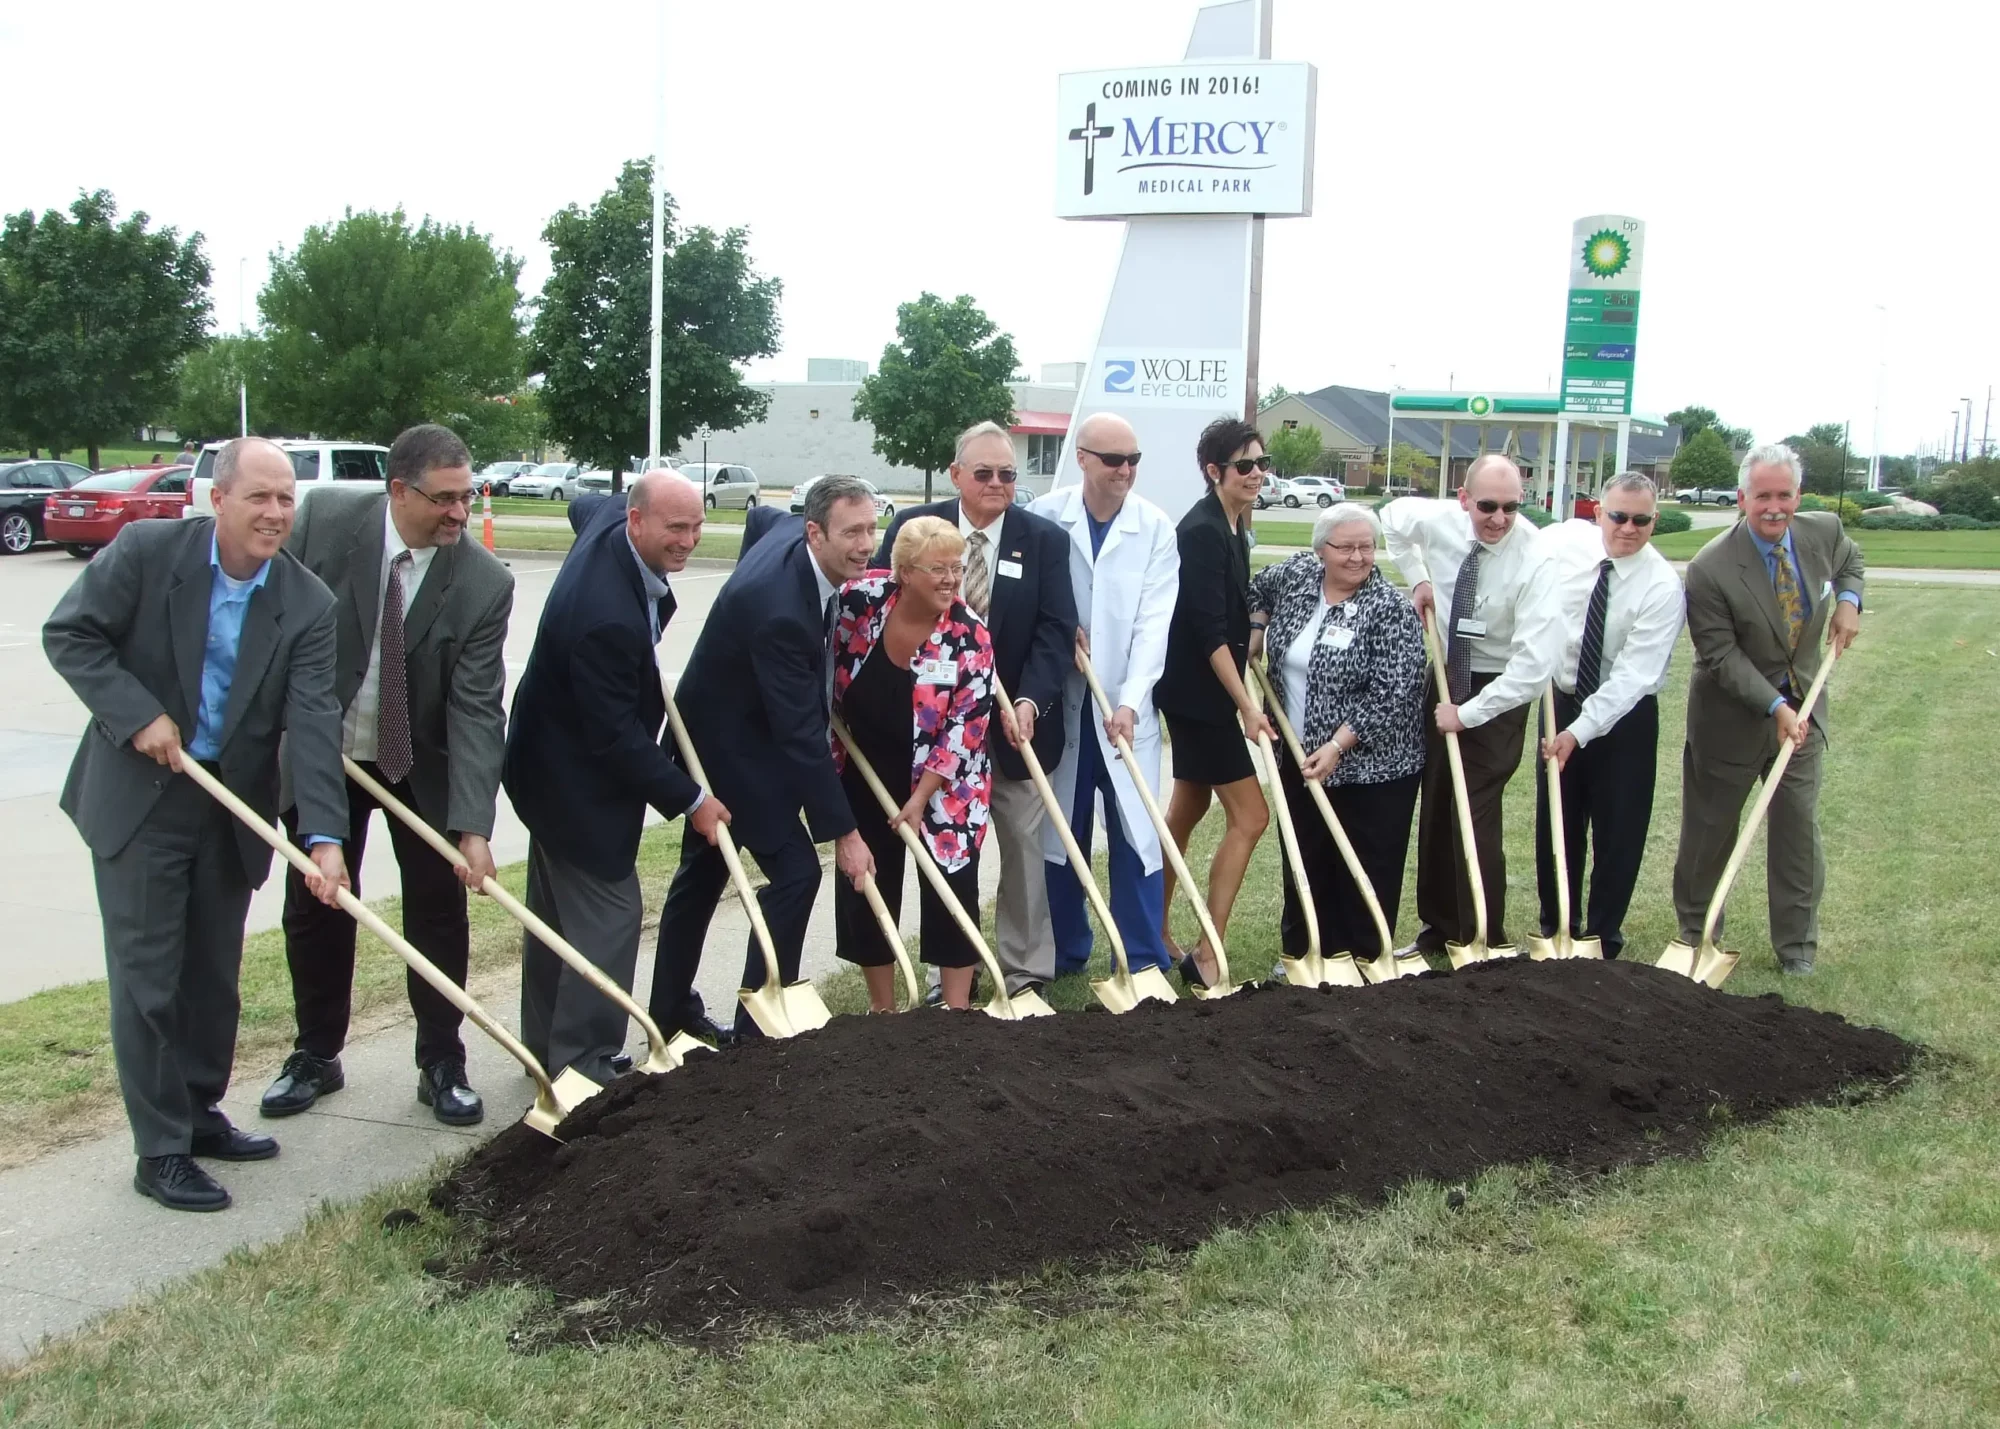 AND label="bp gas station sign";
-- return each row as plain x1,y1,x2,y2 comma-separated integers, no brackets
1559,215,1645,415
